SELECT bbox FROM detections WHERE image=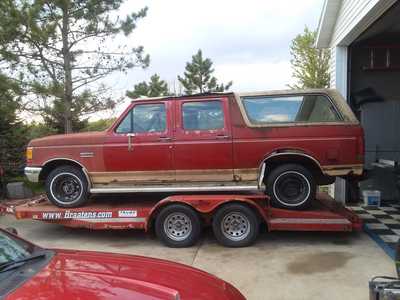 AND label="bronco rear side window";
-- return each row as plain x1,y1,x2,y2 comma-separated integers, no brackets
241,94,341,125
